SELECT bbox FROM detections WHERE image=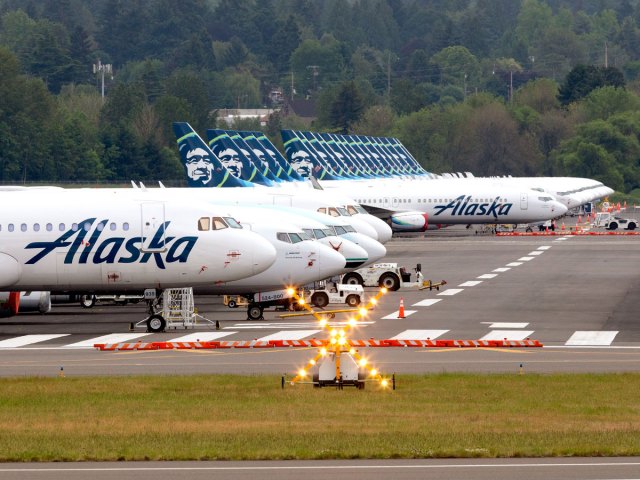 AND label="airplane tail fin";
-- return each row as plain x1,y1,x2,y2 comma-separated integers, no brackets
250,131,305,182
281,130,341,181
173,122,252,188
